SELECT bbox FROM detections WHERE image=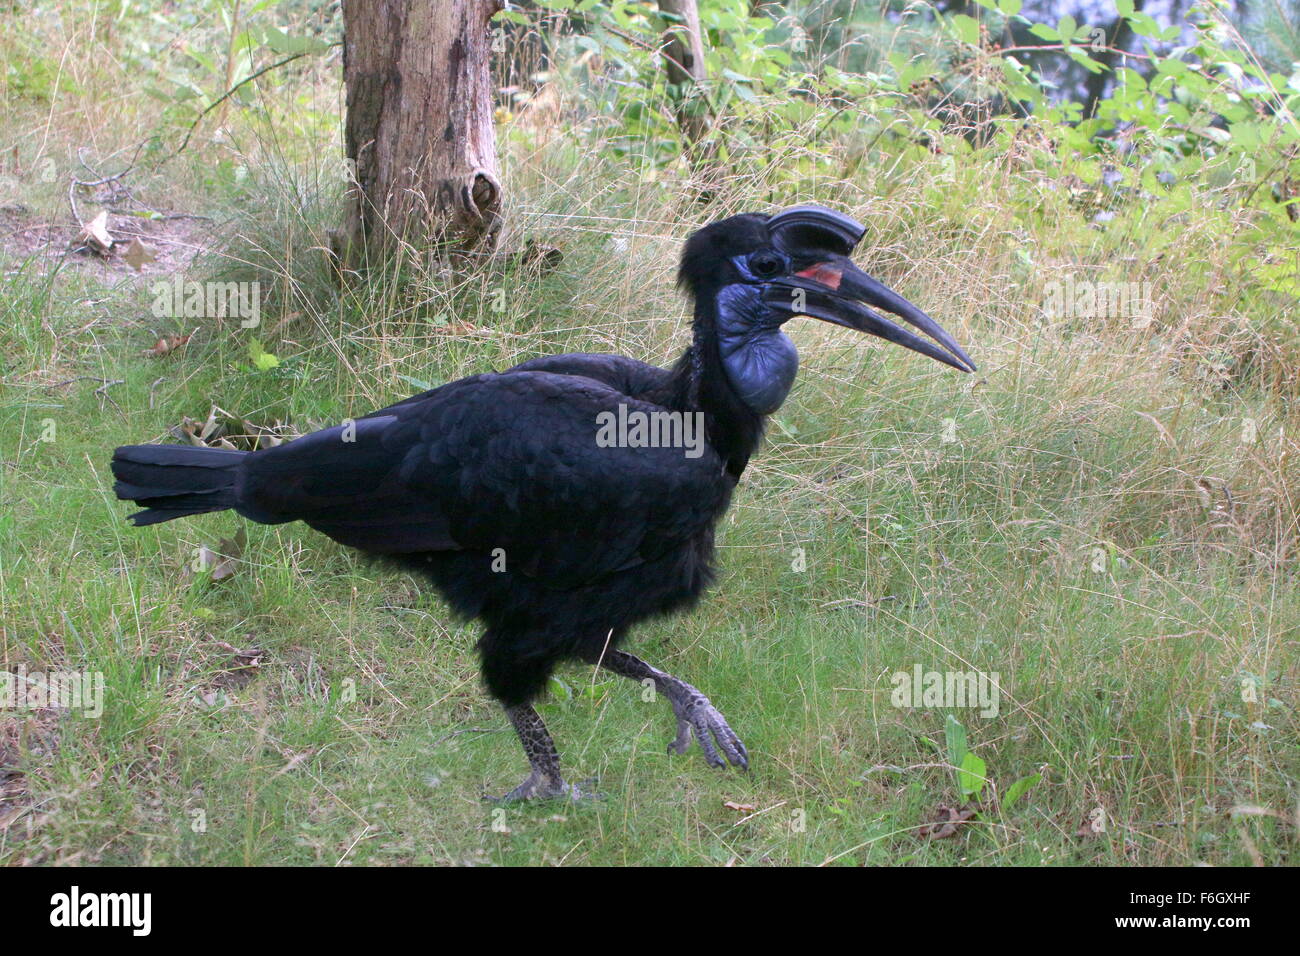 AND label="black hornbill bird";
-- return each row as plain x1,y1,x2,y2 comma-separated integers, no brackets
111,206,975,800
